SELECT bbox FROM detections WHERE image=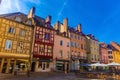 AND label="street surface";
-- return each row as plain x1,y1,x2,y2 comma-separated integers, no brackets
0,72,114,80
